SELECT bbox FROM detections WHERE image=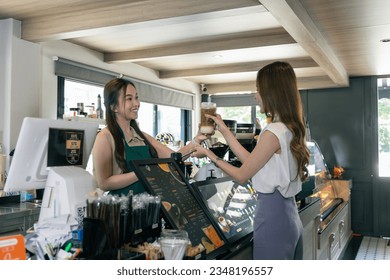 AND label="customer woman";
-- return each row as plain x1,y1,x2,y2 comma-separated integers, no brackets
194,61,310,259
92,78,206,196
